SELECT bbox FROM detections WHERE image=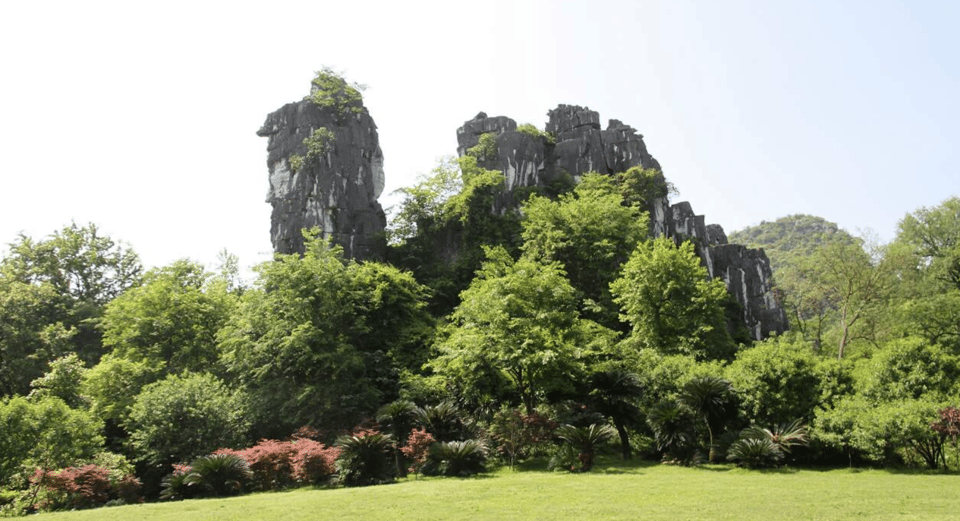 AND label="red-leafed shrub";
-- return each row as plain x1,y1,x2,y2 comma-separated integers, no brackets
291,439,340,484
216,439,295,491
401,428,435,476
214,435,340,490
31,464,141,510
